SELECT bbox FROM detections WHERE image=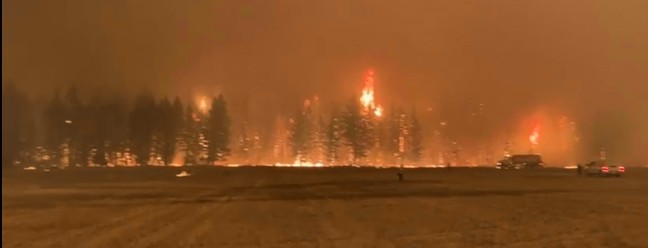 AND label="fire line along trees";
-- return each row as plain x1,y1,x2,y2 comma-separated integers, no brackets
206,94,231,164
